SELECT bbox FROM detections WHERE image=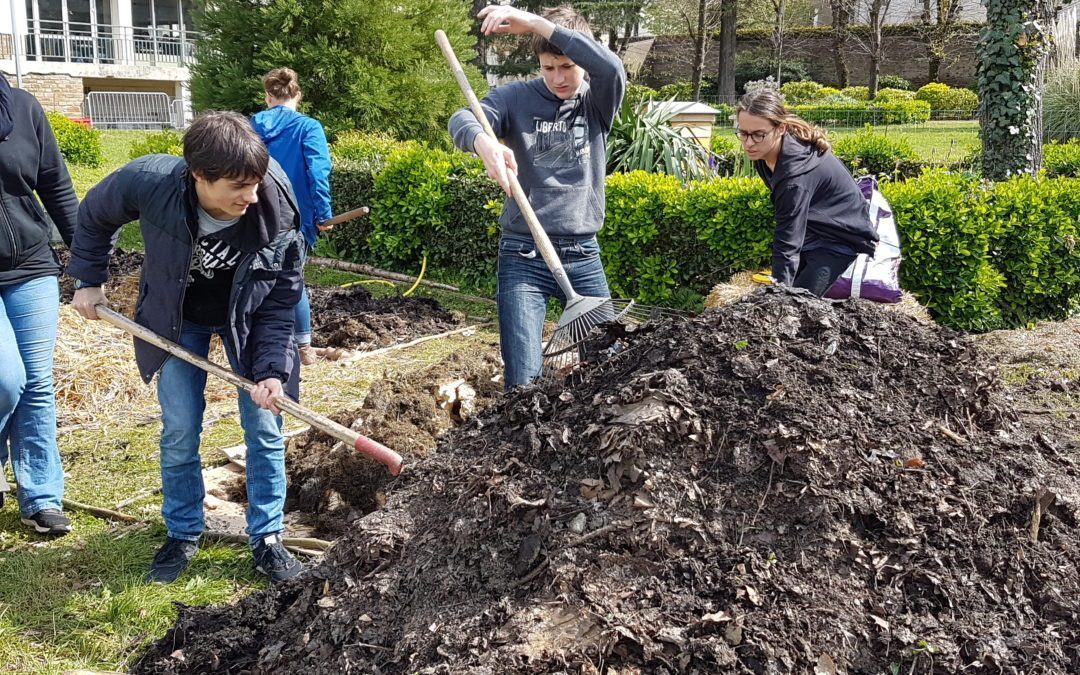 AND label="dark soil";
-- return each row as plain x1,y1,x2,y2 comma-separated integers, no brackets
282,346,503,537
133,288,1080,674
307,285,466,349
57,248,145,315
